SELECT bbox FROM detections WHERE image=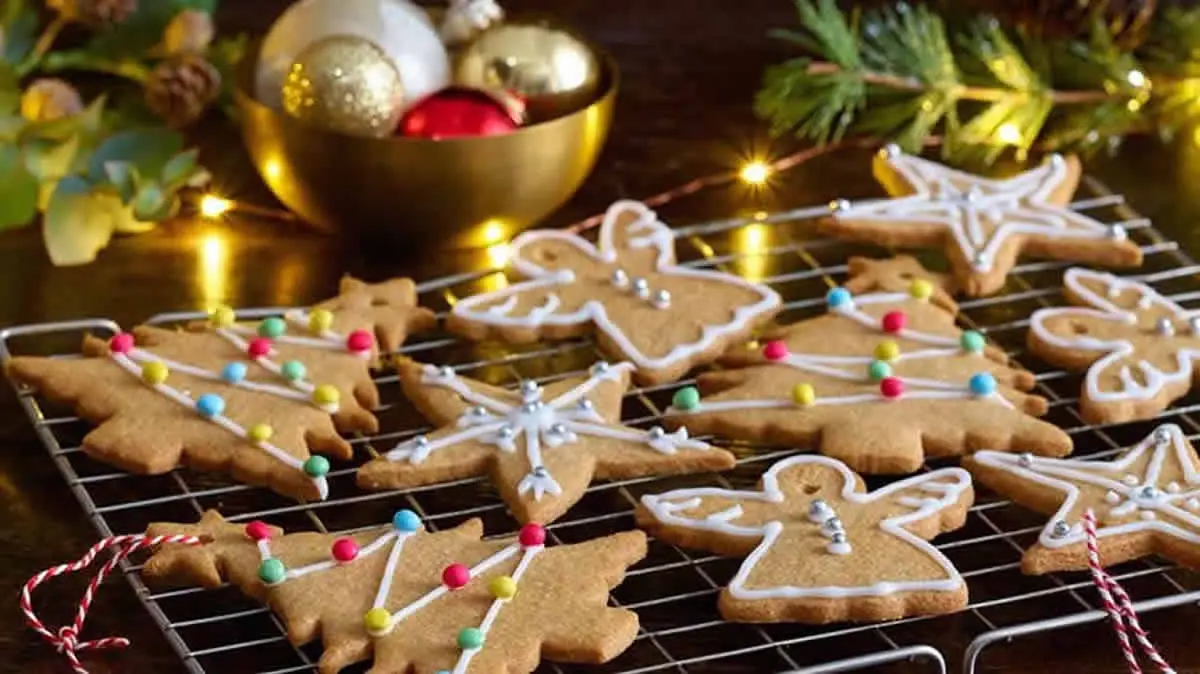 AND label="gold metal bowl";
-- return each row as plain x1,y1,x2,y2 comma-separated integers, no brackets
234,42,616,249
